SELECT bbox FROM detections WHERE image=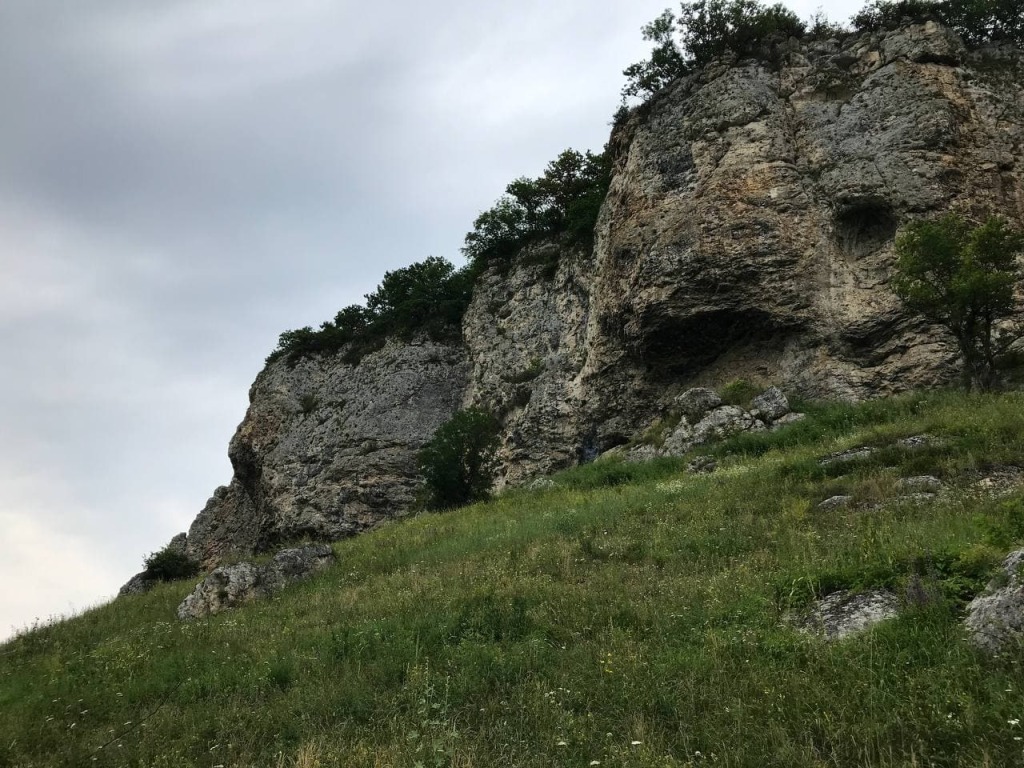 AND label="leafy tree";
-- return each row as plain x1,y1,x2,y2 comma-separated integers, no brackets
622,0,807,102
462,149,611,270
621,10,689,101
365,257,473,339
267,256,474,367
852,0,1024,45
891,213,1024,391
418,408,500,510
851,0,944,31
